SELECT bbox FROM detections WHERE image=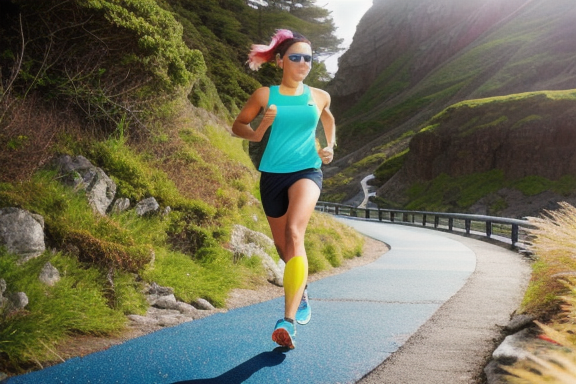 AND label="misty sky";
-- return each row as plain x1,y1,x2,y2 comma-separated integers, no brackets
321,0,373,75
